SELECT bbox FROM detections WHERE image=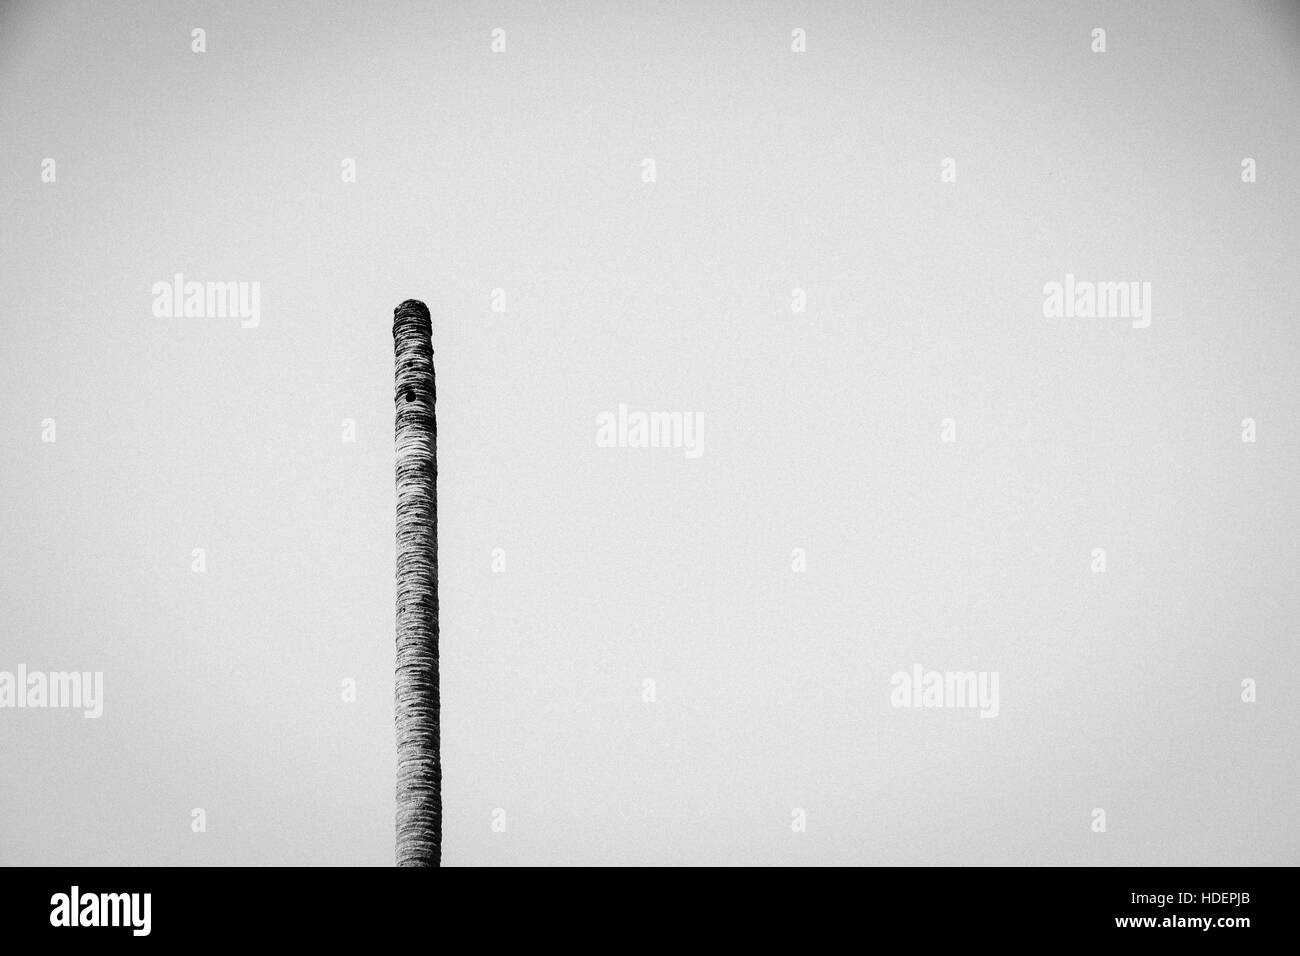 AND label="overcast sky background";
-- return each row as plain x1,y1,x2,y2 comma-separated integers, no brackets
2,0,1298,865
